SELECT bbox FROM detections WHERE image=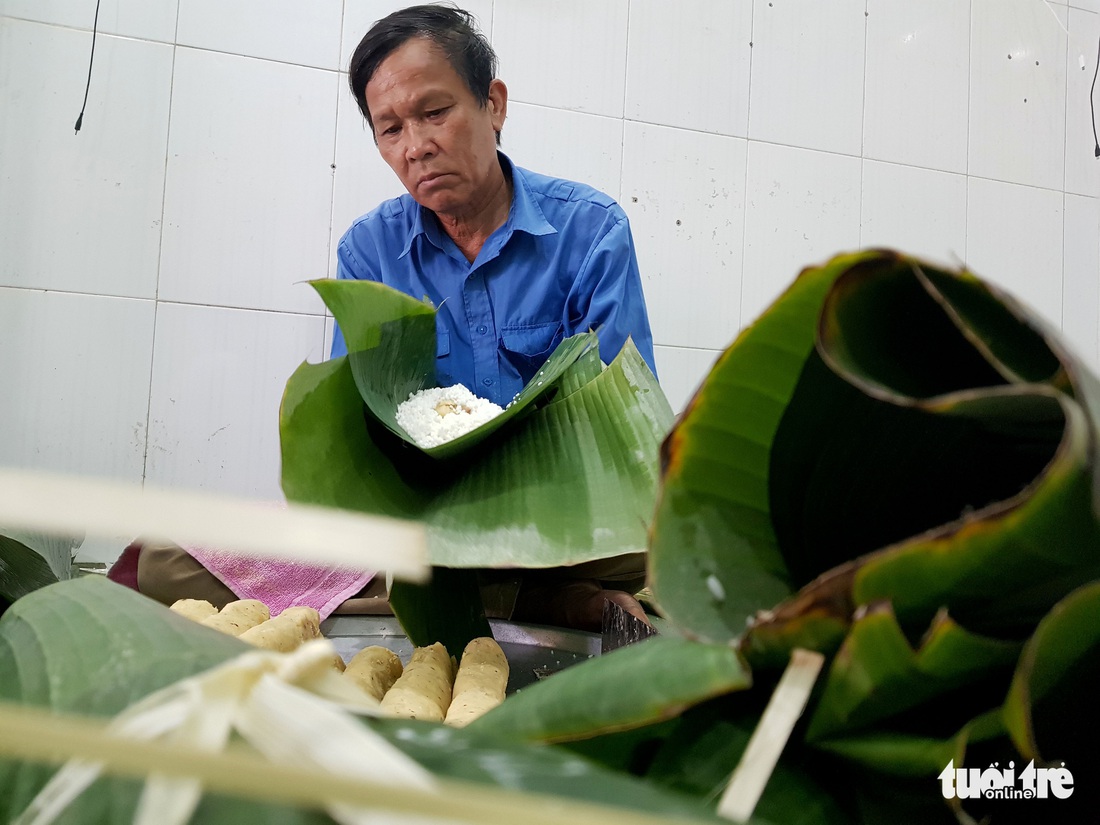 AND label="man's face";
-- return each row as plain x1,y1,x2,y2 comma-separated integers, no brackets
366,37,506,219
